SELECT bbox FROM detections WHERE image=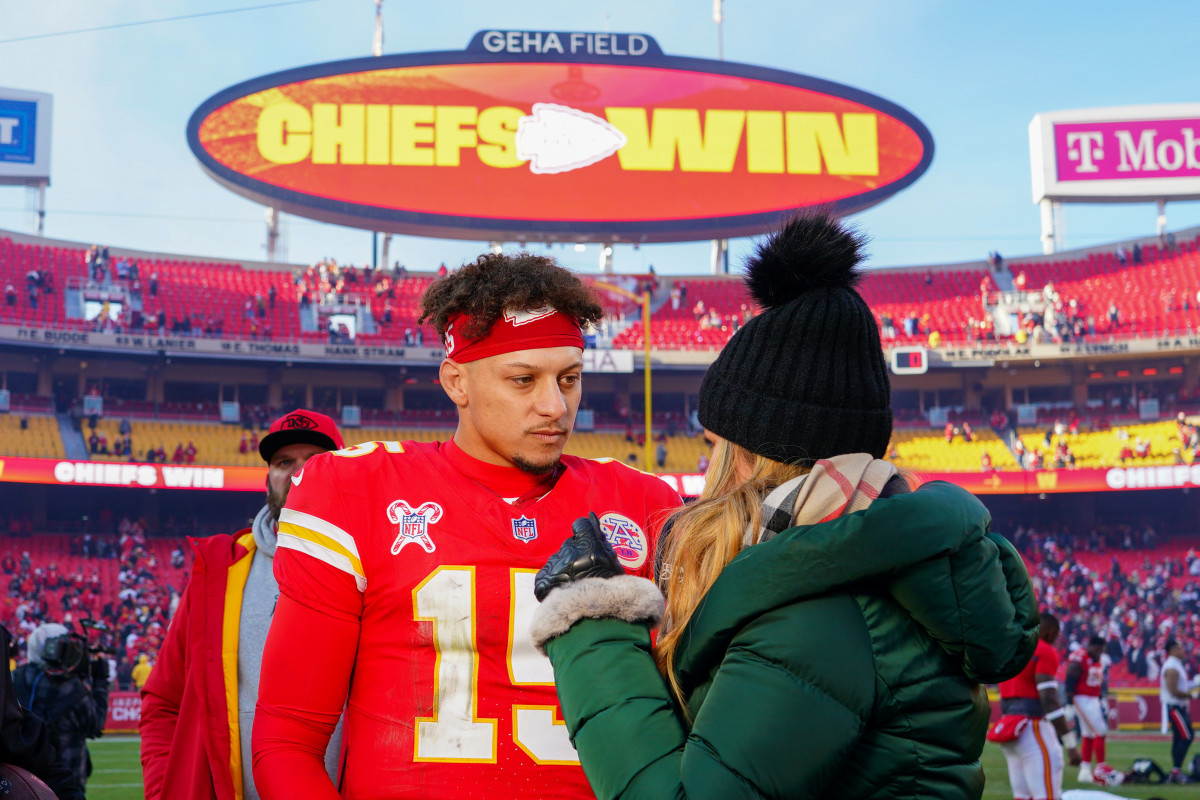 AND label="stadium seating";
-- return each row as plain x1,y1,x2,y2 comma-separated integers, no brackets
0,414,65,458
1016,420,1188,469
1018,238,1200,336
5,233,1200,351
71,420,715,473
886,427,1019,472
